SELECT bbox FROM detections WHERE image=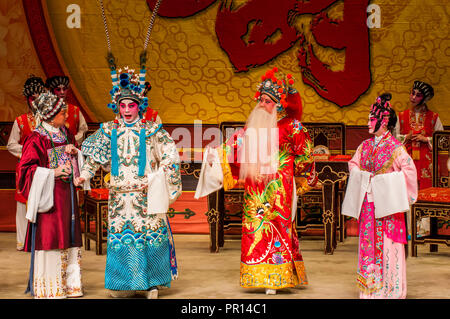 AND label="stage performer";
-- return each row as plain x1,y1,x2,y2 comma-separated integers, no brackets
395,81,442,237
46,75,88,145
18,92,84,299
74,67,181,299
196,68,317,295
7,76,46,251
342,93,418,299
